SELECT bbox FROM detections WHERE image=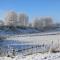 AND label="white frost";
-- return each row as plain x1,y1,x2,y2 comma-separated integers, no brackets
0,52,60,60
